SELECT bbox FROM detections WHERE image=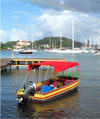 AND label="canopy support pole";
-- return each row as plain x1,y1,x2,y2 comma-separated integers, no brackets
71,68,73,80
37,69,39,84
49,66,51,79
66,69,68,84
43,67,45,85
54,73,57,88
77,66,79,79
